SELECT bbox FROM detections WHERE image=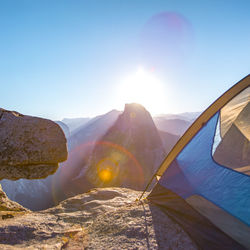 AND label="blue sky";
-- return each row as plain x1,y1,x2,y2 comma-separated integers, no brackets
0,0,249,120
